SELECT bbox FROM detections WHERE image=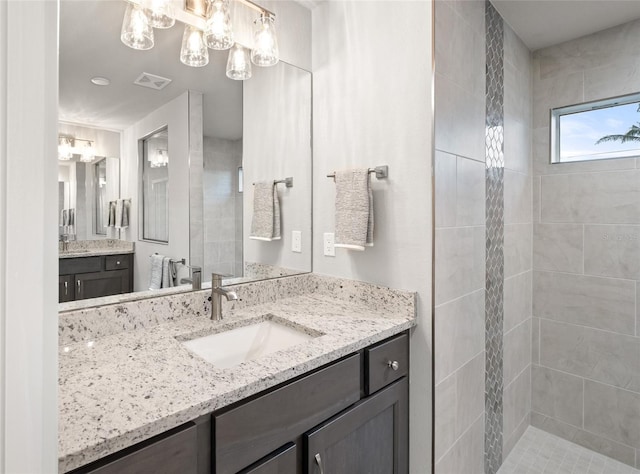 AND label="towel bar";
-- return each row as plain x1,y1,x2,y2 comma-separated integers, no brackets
252,177,293,188
149,253,185,265
326,165,388,180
